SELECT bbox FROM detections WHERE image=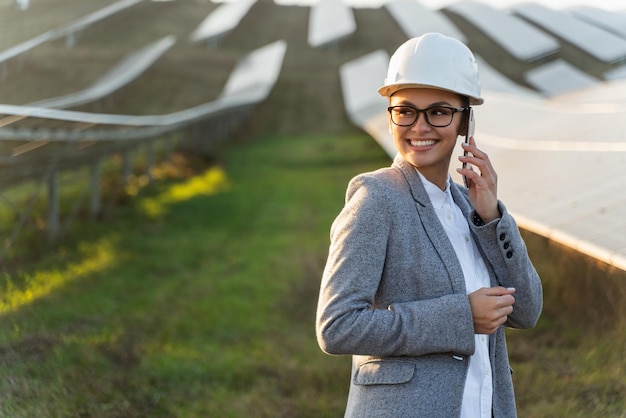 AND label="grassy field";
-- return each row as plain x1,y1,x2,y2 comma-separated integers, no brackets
1,0,625,416
0,132,379,417
0,132,625,417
